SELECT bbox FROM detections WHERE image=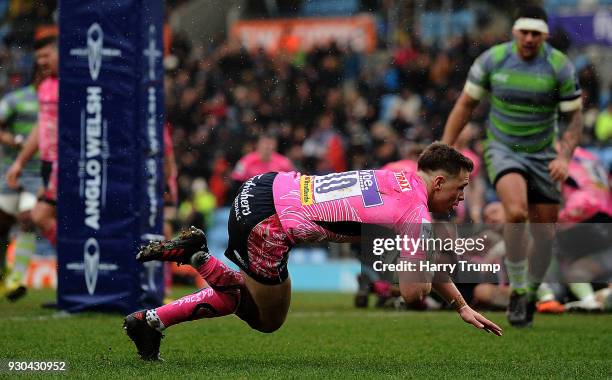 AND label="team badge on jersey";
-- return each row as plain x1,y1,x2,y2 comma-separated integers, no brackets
394,172,412,192
358,170,383,207
300,175,314,205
